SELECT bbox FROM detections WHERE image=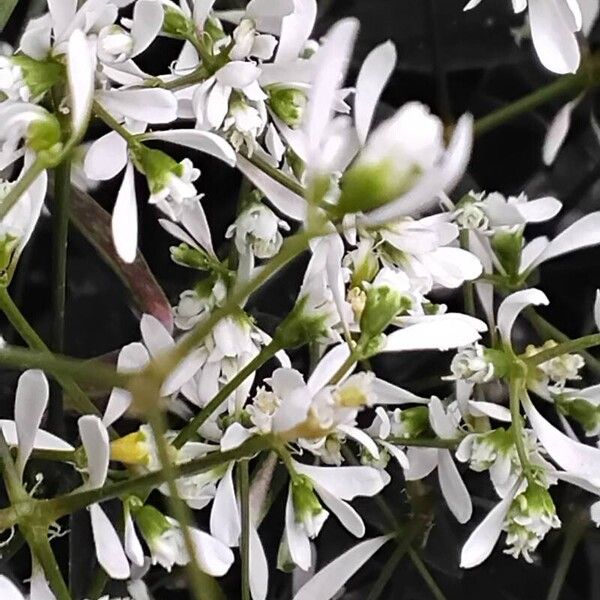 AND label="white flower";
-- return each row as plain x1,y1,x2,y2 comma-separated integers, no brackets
226,202,290,259
0,57,30,102
448,344,495,384
97,25,134,64
537,349,585,387
148,158,200,220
